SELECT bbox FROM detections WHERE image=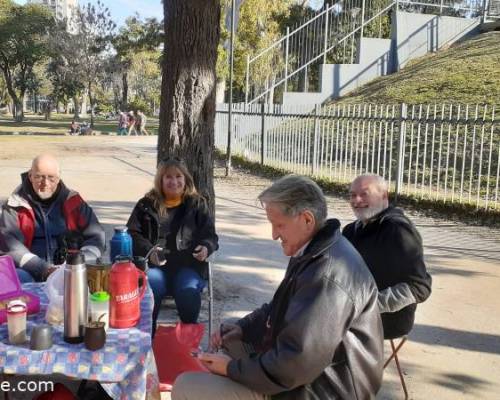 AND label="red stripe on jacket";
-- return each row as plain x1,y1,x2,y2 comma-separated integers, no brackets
17,194,85,249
